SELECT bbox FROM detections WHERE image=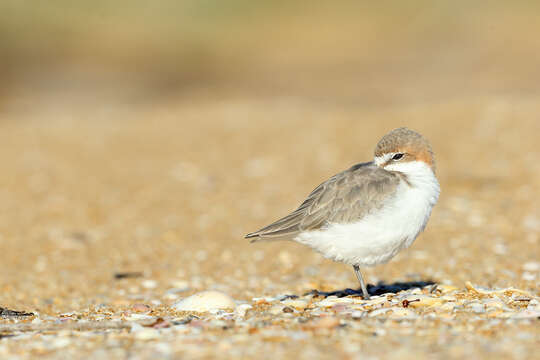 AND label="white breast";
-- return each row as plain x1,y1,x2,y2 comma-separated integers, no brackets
294,161,440,267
